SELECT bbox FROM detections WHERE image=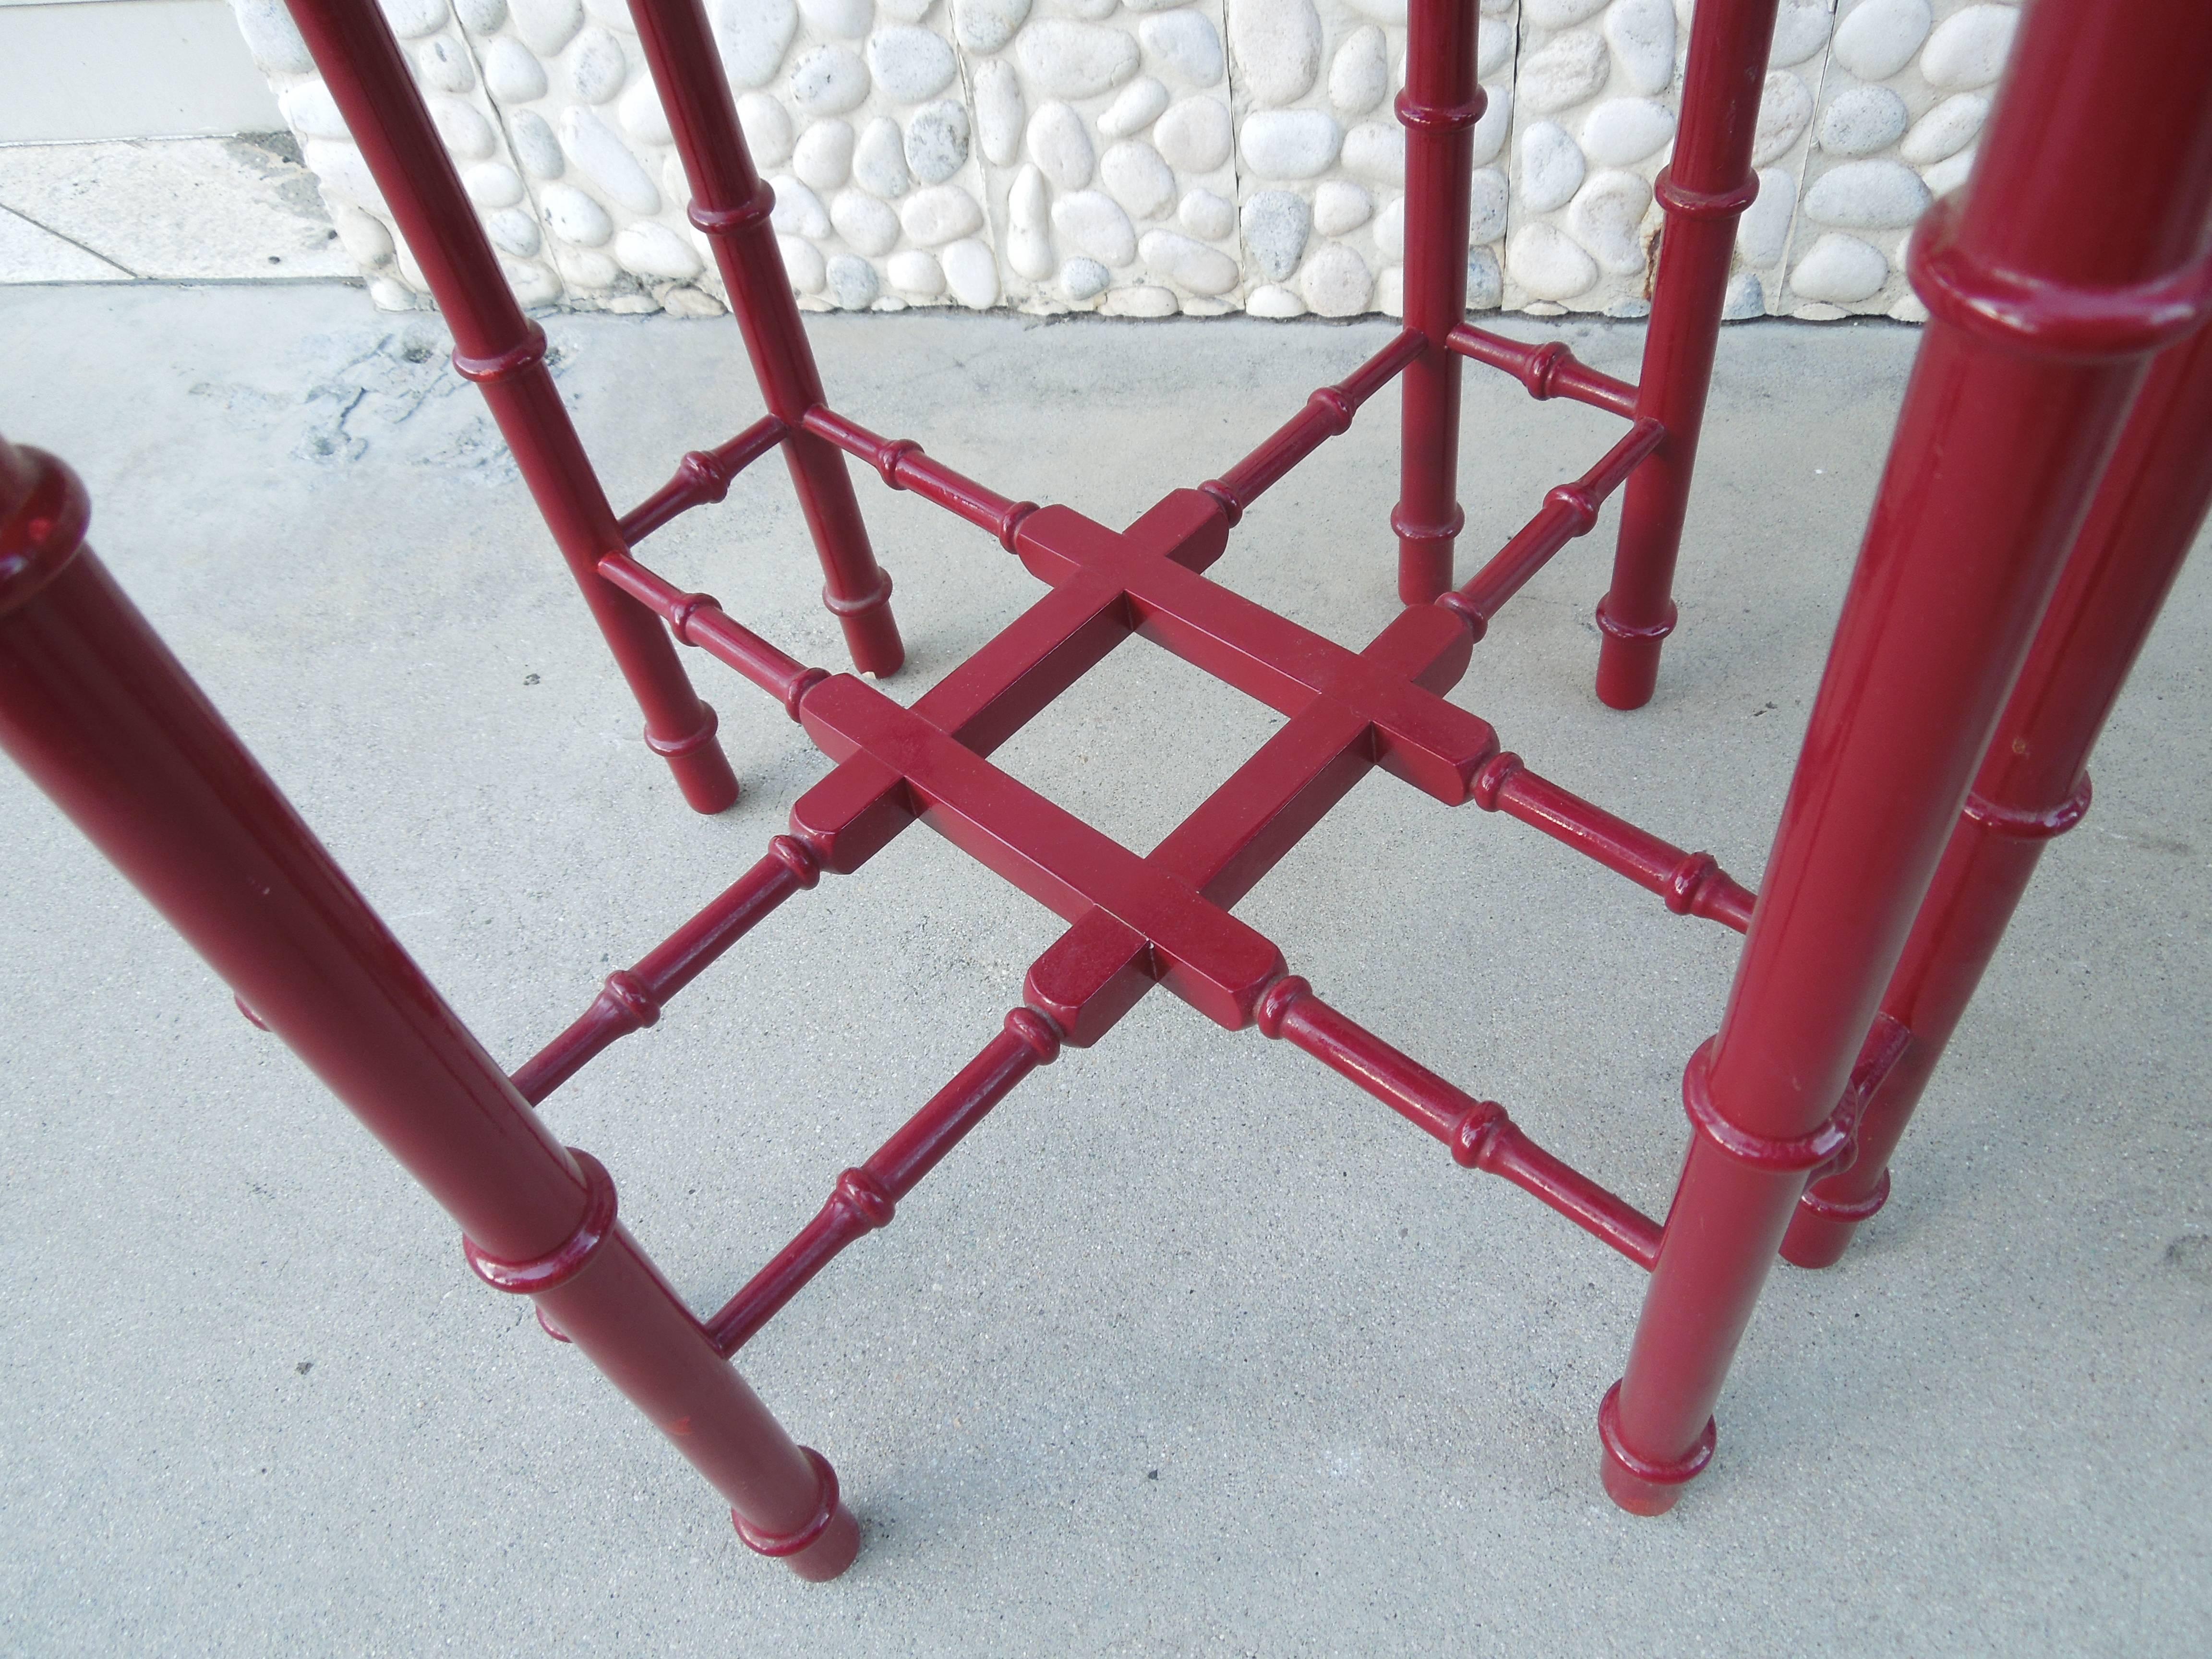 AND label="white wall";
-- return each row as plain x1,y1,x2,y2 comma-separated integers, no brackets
8,0,2019,316
0,0,282,142
235,0,2017,319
